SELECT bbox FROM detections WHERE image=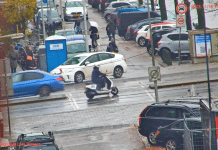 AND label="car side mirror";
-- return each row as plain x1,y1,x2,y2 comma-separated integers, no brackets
85,61,90,66
56,4,59,7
